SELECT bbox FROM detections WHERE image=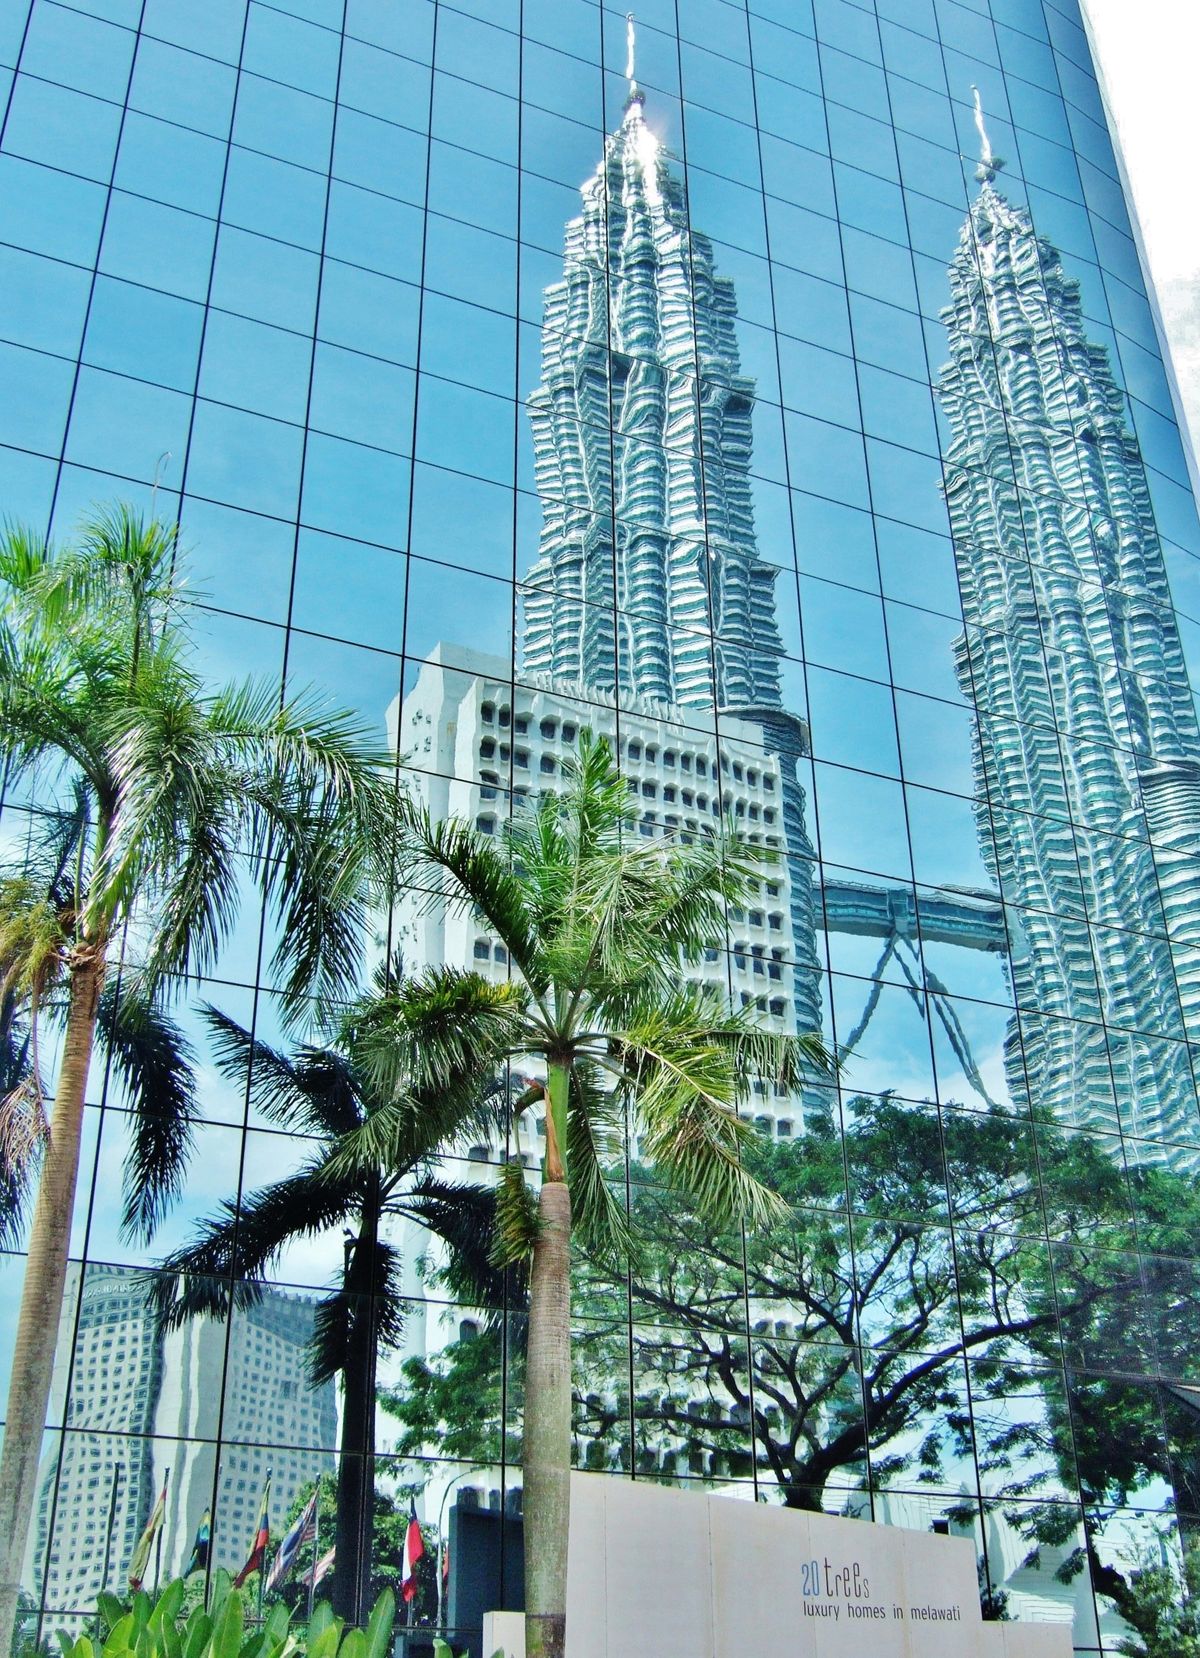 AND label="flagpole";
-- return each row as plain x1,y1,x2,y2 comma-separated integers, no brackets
258,1468,272,1625
153,1468,170,1600
307,1481,319,1621
99,1463,123,1600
